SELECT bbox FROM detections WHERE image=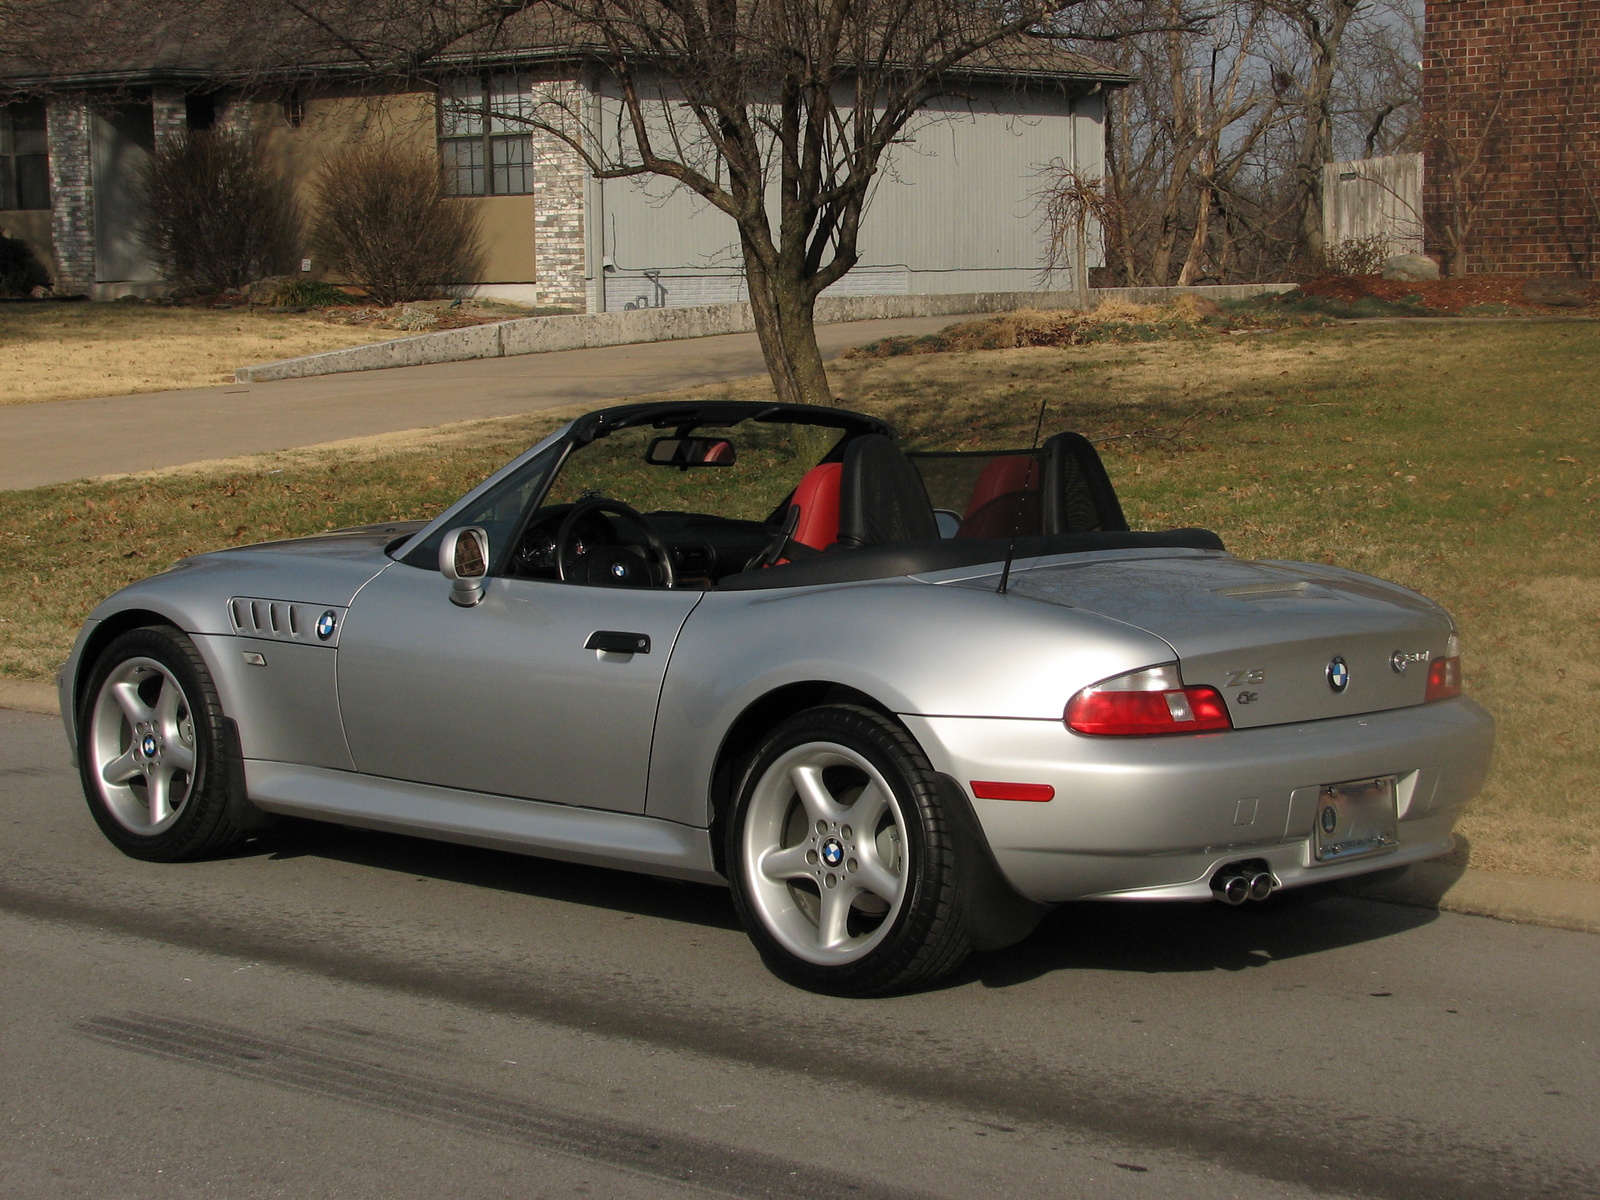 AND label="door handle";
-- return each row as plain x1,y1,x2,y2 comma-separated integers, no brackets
585,630,651,655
